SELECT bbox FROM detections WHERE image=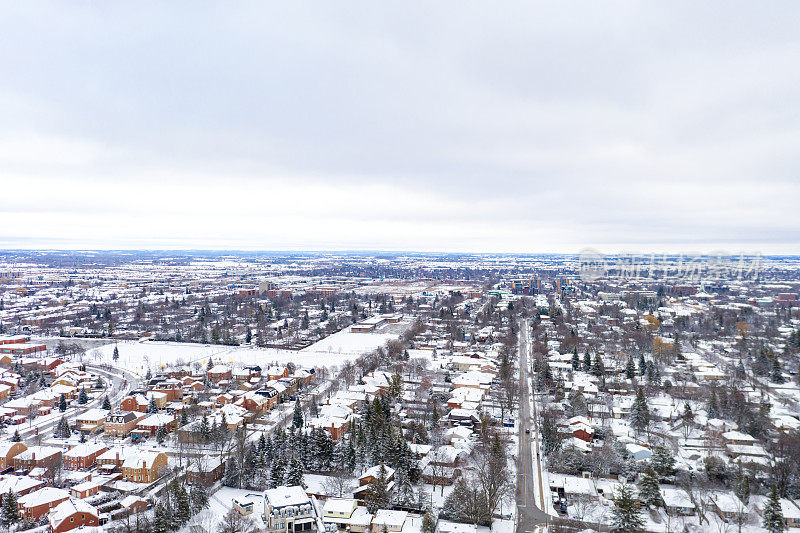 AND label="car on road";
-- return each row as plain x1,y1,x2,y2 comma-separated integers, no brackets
525,429,530,434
